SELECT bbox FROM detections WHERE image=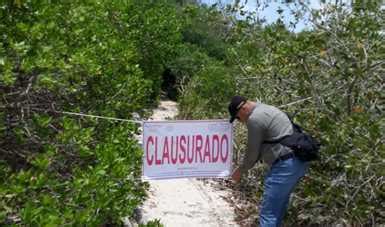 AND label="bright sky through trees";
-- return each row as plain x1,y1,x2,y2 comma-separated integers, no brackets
199,0,342,32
